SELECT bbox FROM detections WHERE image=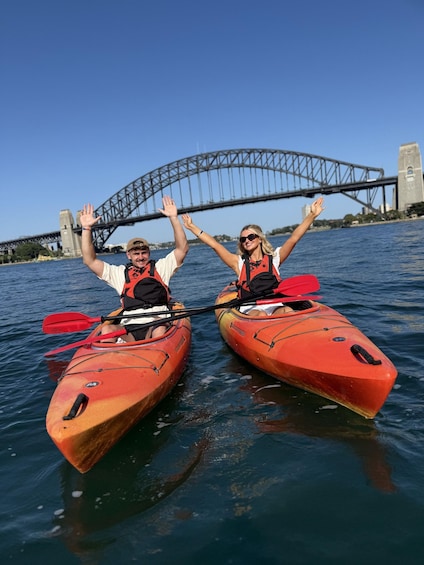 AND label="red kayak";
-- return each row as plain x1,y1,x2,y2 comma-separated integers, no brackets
46,304,191,473
214,285,397,419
